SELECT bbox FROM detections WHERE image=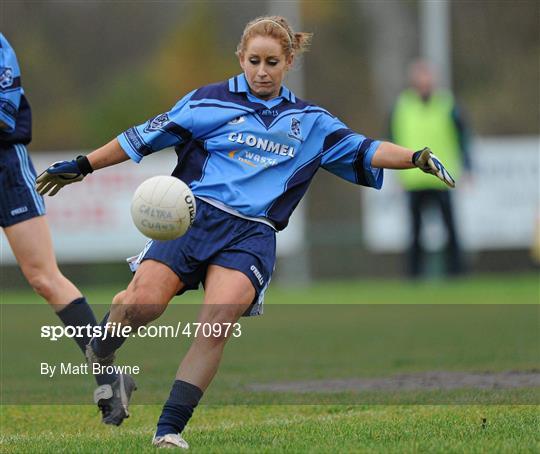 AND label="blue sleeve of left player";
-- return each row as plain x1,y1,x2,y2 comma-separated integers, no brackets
319,115,383,189
0,34,22,133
